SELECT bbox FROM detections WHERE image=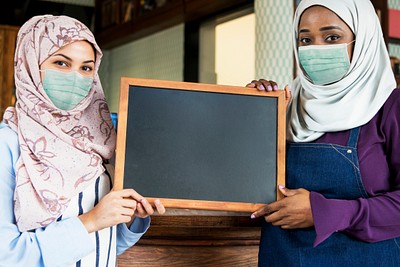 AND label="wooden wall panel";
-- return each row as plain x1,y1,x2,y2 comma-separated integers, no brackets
118,245,259,266
117,214,262,266
0,25,18,120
